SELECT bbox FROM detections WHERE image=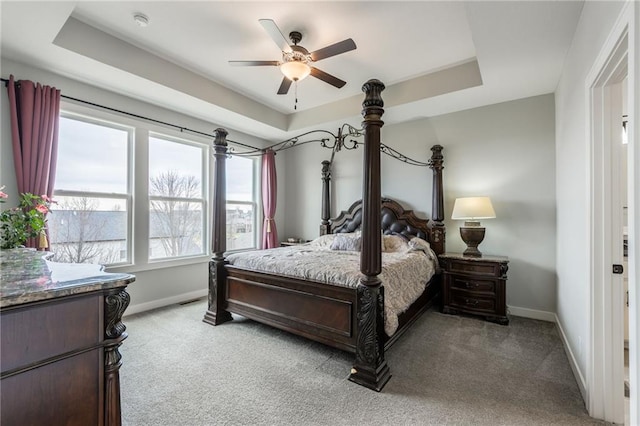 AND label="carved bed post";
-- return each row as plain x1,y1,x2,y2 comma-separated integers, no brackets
348,79,391,392
428,145,446,254
203,128,233,326
320,160,331,235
